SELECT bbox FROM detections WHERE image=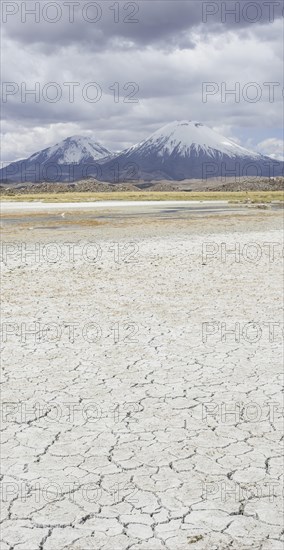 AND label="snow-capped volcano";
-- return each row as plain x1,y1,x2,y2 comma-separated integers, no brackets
0,136,112,183
99,120,283,181
132,120,261,159
27,135,111,165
